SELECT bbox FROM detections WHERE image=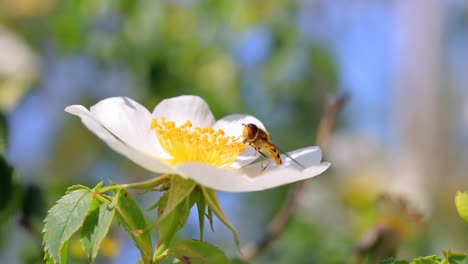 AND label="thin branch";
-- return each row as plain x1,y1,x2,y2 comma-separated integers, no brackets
241,92,349,260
